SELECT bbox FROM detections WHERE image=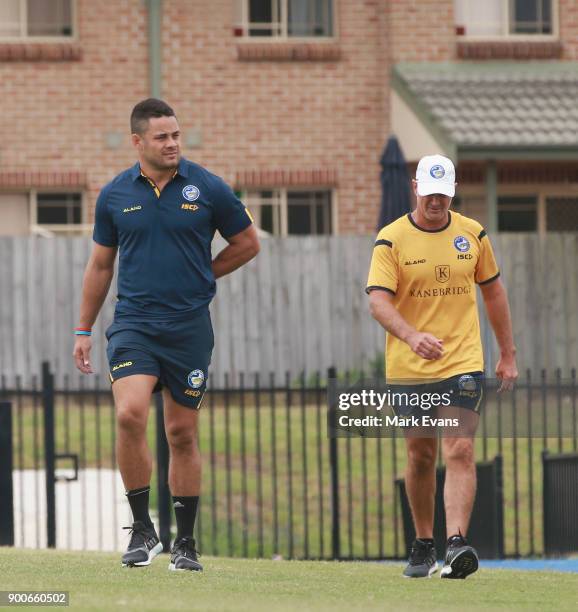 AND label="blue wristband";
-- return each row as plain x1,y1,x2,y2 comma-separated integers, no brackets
74,330,92,336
